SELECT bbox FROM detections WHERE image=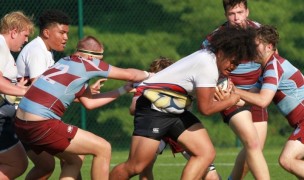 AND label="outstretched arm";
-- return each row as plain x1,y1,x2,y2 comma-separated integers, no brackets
107,66,150,82
234,88,275,108
79,82,134,110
